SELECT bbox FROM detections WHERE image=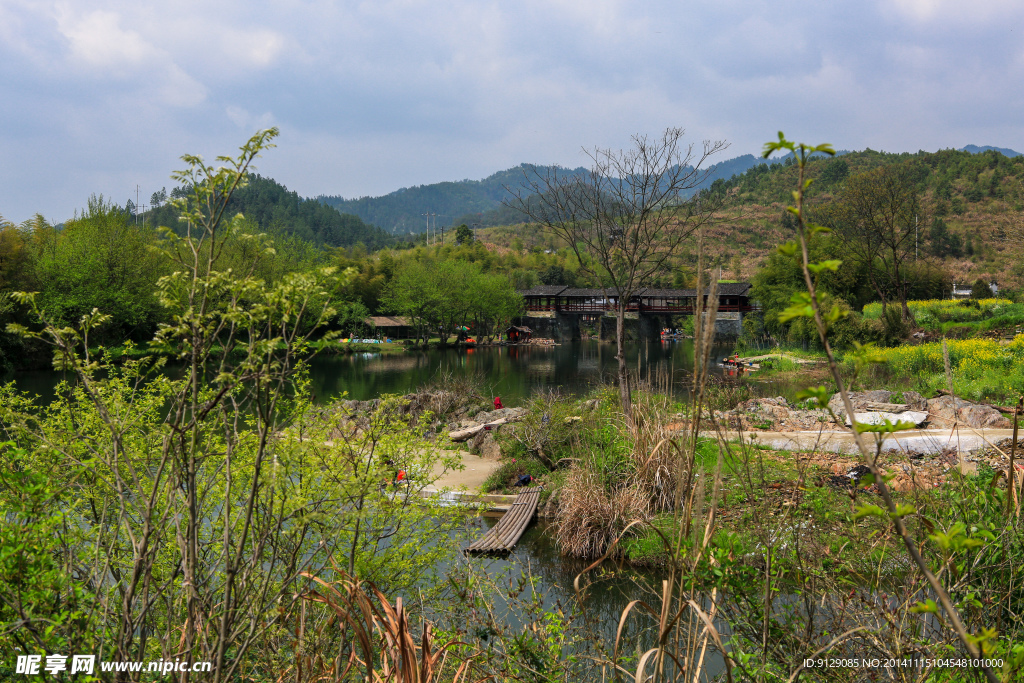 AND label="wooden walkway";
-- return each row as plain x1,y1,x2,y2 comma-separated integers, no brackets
465,489,541,554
